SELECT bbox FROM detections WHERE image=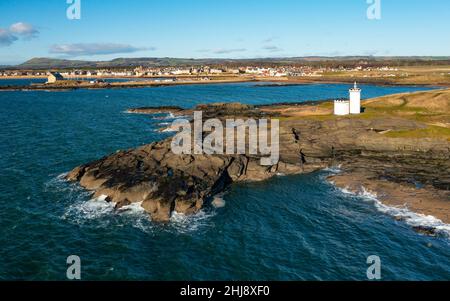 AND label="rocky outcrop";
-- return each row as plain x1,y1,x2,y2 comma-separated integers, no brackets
66,136,314,221
67,99,450,223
